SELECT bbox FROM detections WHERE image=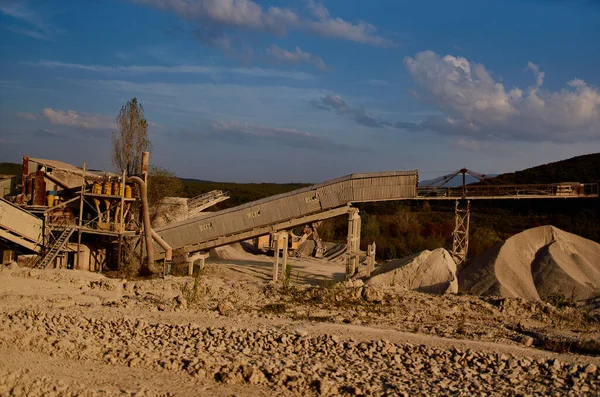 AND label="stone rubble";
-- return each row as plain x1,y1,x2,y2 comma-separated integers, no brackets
1,309,598,396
